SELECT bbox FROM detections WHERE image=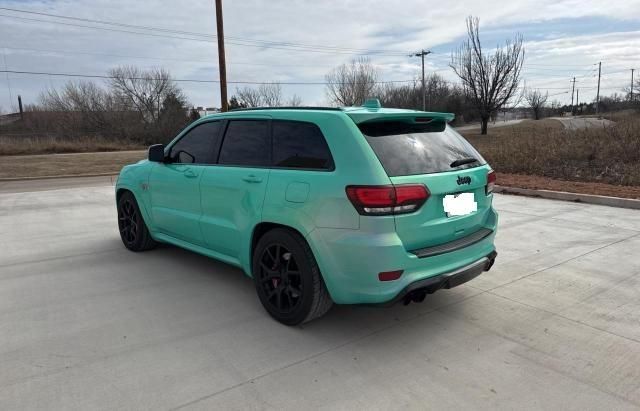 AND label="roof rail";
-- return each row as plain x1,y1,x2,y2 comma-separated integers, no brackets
229,106,343,112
